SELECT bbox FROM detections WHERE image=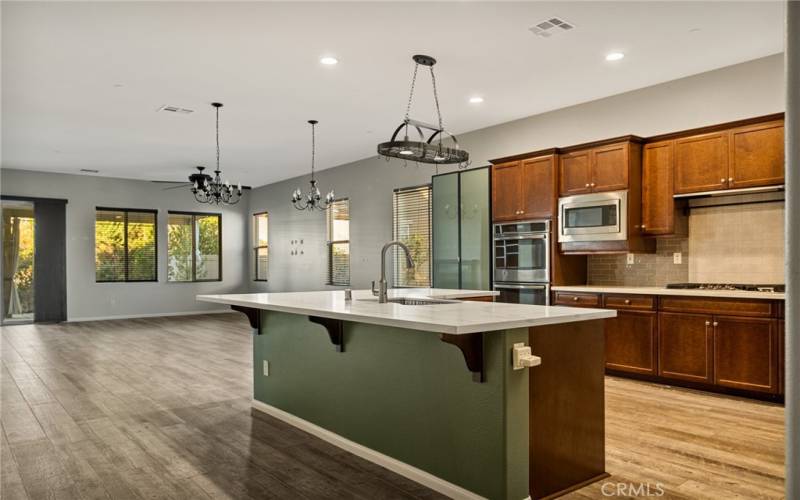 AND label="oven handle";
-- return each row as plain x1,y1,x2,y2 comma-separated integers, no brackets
494,284,548,290
493,234,548,241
